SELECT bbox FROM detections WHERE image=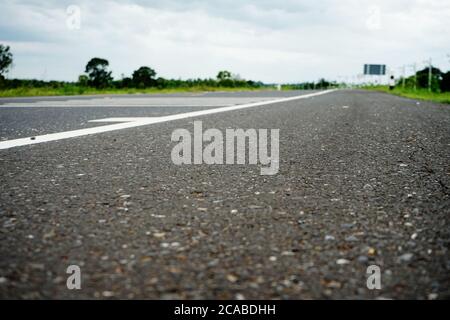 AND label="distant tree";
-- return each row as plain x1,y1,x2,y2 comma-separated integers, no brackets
217,70,232,81
132,66,157,88
415,66,442,92
155,77,167,89
84,57,113,88
440,71,450,92
316,78,330,89
78,74,88,86
0,44,13,79
121,77,133,88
